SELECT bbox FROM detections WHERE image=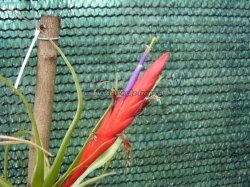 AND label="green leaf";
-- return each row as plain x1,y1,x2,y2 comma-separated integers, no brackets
76,172,116,187
0,76,44,187
3,130,33,180
77,172,116,187
0,176,14,187
94,157,113,187
72,138,122,186
42,41,83,187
